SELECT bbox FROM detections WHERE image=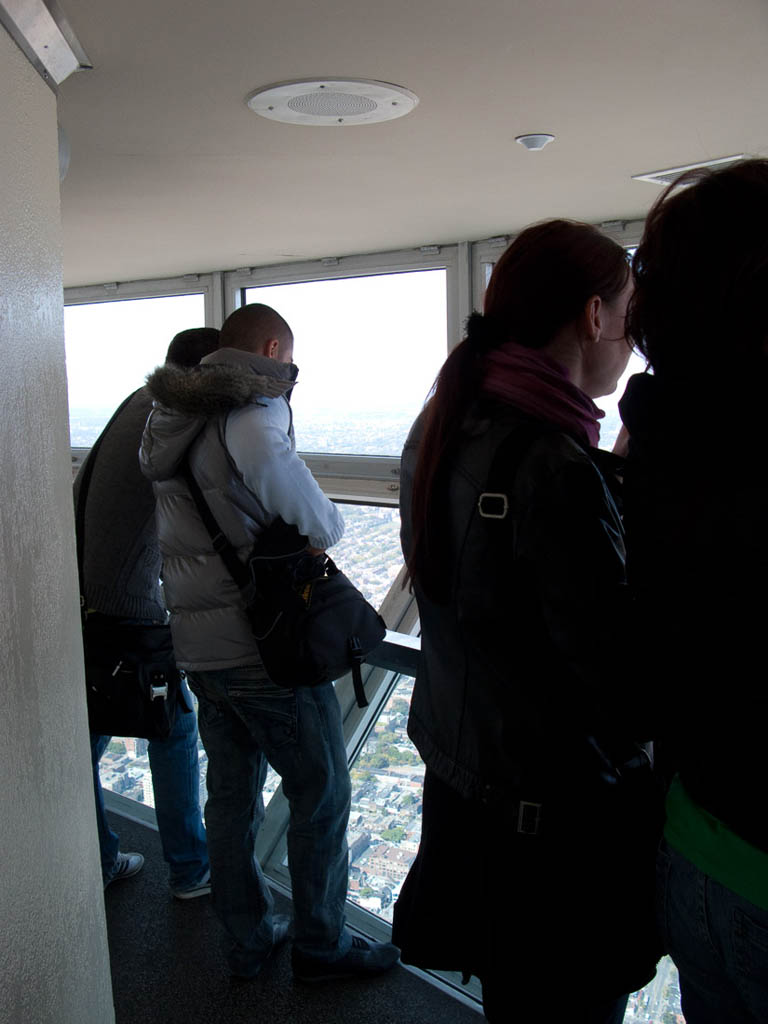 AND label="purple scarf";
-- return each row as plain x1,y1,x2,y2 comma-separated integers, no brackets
481,341,603,447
